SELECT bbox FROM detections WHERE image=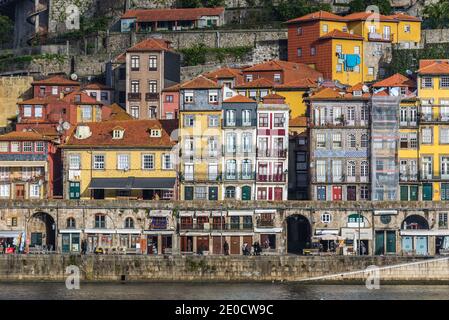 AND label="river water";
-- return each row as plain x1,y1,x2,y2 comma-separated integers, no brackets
0,282,448,300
